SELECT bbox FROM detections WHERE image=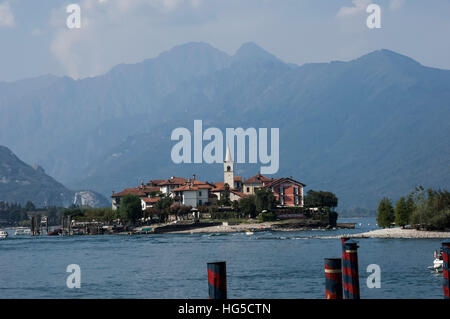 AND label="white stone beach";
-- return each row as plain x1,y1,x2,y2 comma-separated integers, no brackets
167,222,275,234
169,223,450,239
344,227,450,239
